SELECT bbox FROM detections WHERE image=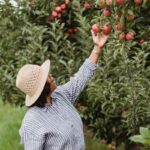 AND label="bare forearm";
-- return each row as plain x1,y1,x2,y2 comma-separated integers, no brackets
88,45,103,64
